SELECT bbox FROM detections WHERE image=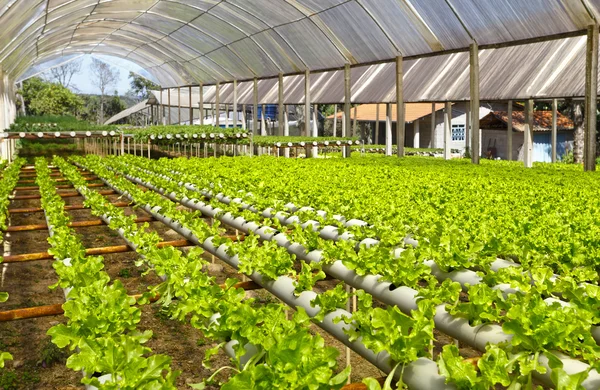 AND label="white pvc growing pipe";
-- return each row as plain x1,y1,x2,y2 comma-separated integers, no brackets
77,167,453,390
112,168,600,390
